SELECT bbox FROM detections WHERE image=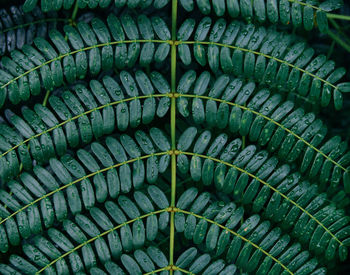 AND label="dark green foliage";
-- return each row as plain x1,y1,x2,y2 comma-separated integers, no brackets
0,70,170,181
0,13,170,108
177,19,349,109
176,72,350,190
0,0,350,274
23,0,171,13
0,6,61,55
179,0,343,33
